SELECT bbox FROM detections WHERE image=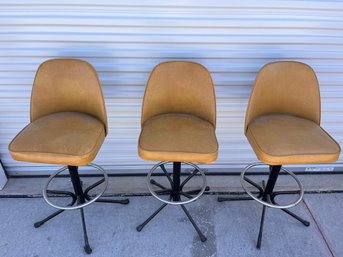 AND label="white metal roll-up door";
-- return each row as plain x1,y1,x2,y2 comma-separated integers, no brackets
0,0,342,176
